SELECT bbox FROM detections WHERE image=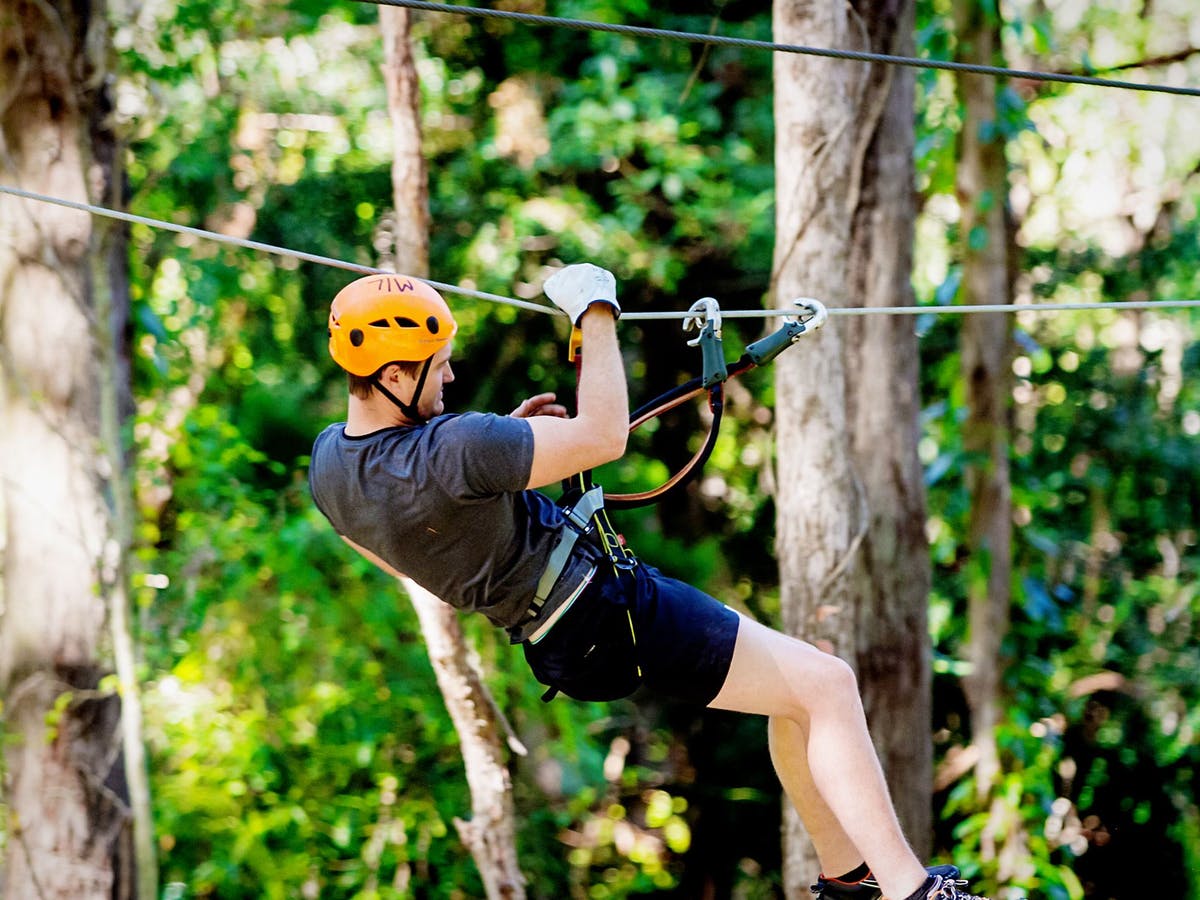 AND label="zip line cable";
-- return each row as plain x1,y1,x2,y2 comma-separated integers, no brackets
4,183,1200,319
0,185,553,314
354,0,1200,99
